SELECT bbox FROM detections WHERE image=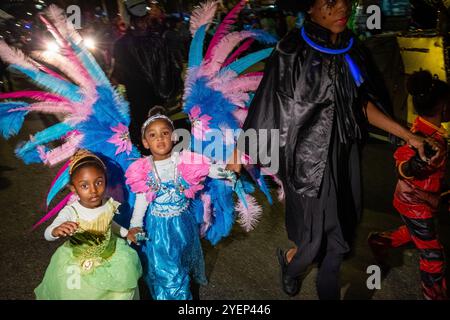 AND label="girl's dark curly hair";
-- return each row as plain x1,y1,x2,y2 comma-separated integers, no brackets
276,0,315,13
276,0,356,13
407,70,450,117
